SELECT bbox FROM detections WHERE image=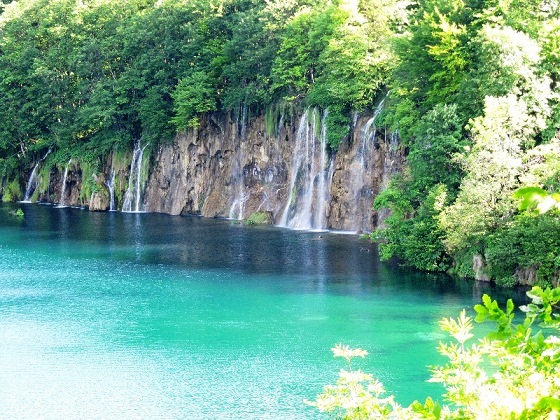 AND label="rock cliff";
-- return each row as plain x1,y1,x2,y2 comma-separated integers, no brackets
19,108,403,232
143,109,401,231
